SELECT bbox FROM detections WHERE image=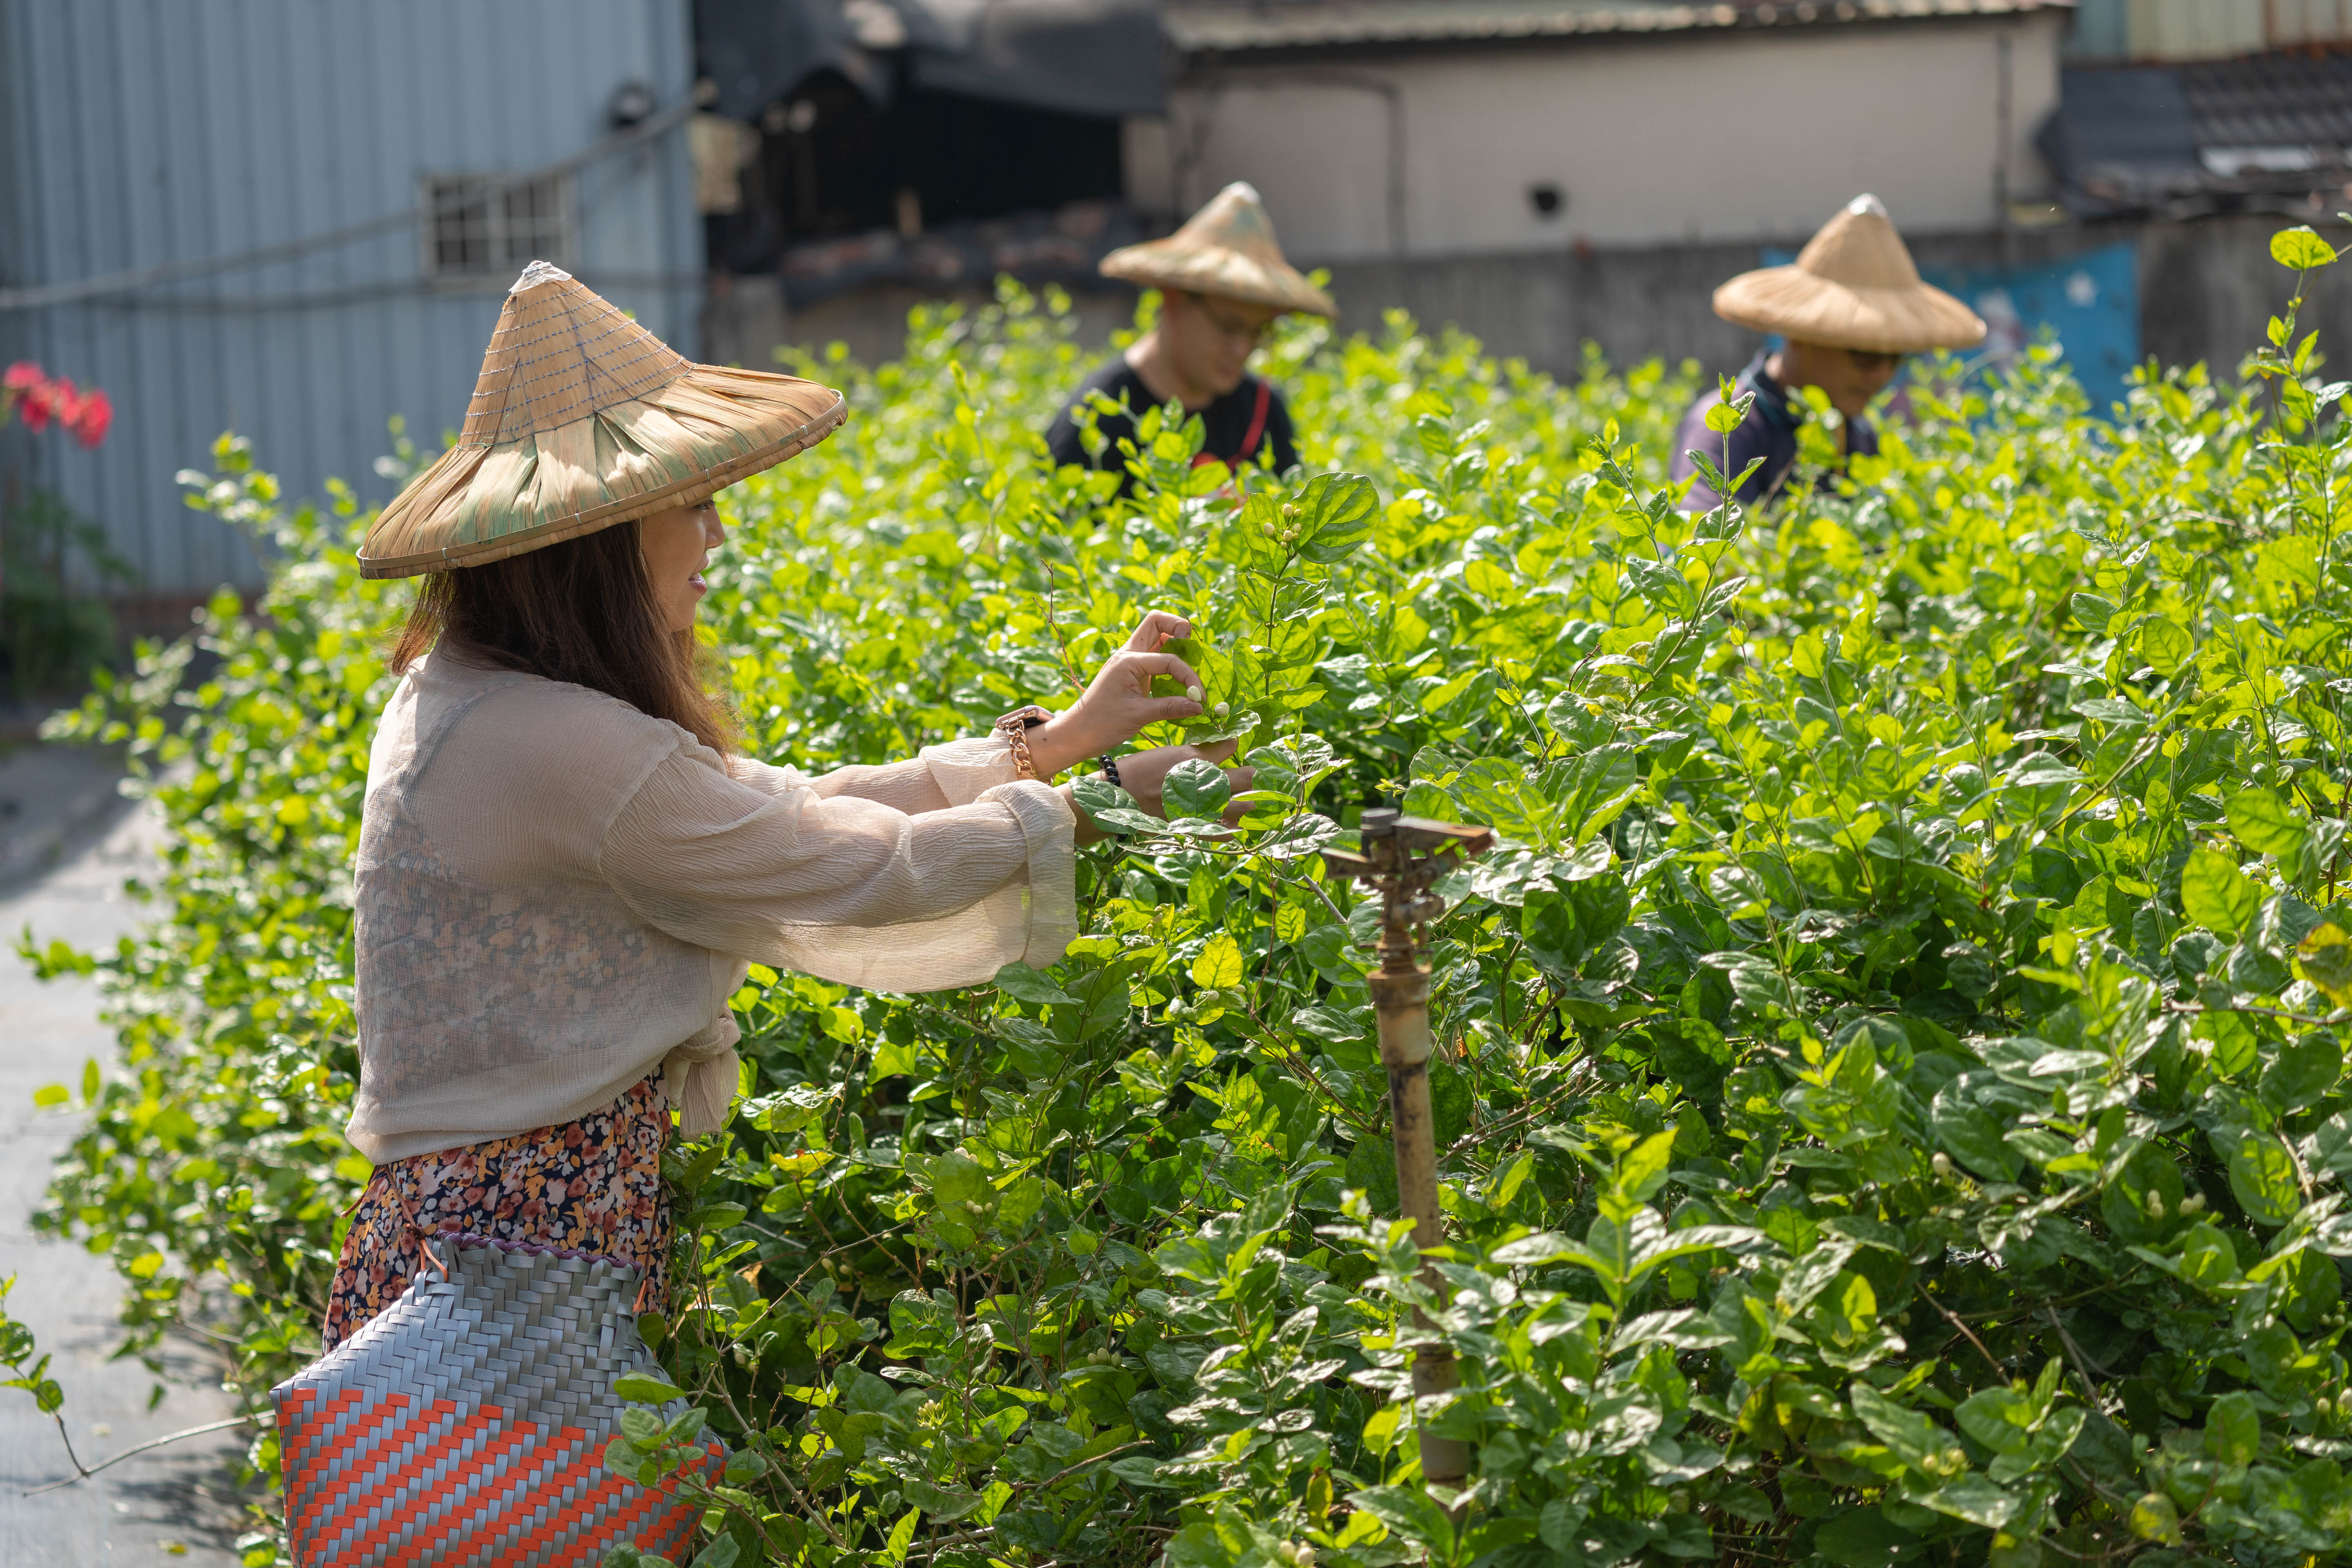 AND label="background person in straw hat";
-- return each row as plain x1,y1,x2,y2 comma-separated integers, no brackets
326,261,1252,1359
1671,194,1985,509
1045,181,1337,486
